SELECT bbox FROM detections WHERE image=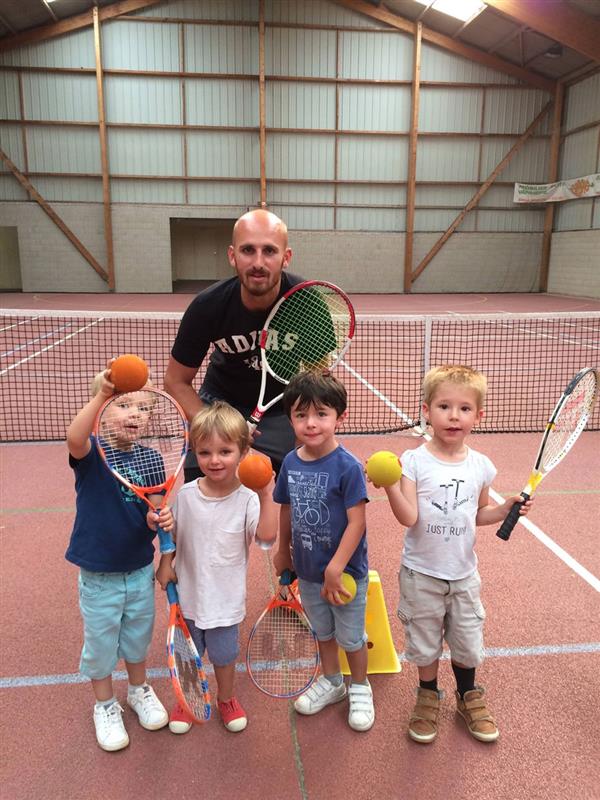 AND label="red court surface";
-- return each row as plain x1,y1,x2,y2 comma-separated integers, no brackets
1,292,599,800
